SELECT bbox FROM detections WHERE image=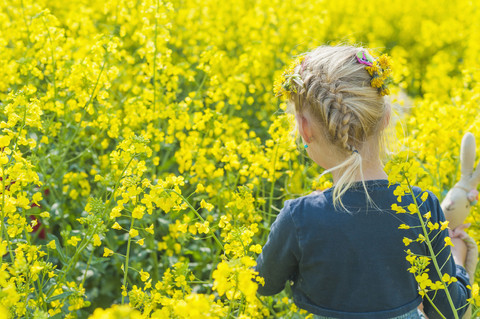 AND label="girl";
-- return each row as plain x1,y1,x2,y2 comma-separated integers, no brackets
255,45,471,319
